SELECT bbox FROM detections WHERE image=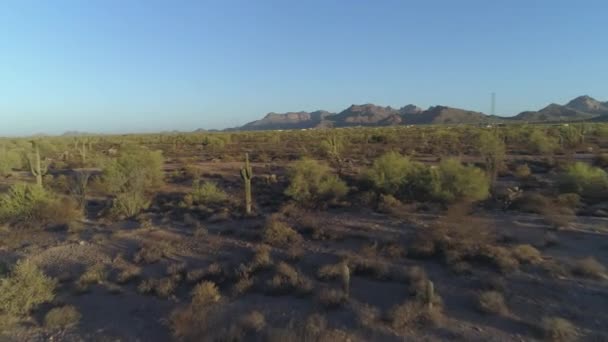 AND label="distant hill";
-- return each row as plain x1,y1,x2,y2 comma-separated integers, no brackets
230,95,607,130
239,110,333,130
512,95,608,122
